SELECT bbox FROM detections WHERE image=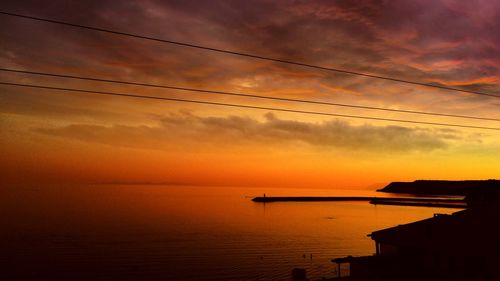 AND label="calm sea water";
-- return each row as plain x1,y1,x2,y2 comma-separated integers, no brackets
1,185,460,281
